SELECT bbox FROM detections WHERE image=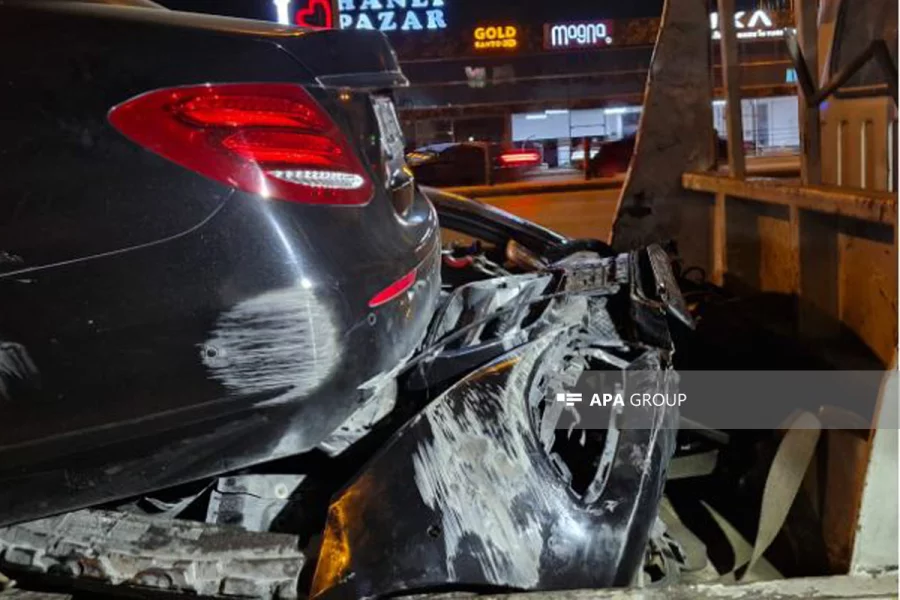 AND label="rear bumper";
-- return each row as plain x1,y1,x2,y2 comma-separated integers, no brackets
0,185,441,526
